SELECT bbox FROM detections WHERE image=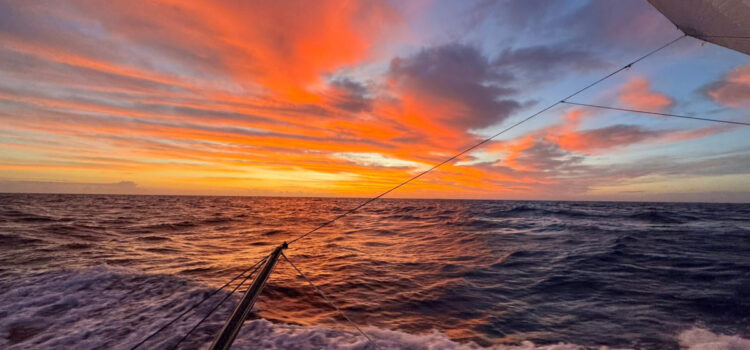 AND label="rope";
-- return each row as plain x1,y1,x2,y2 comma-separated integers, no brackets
287,34,687,246
168,255,269,350
282,252,382,350
561,101,750,126
129,254,269,350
